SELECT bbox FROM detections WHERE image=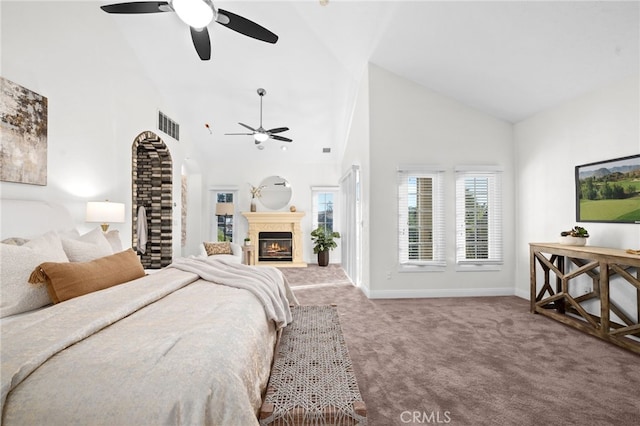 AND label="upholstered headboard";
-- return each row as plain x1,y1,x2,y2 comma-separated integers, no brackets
0,199,75,240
